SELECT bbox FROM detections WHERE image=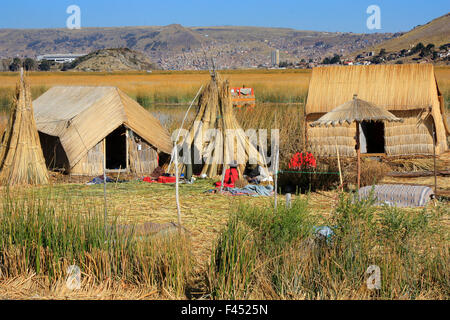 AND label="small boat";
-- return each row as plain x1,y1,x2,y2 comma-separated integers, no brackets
230,87,256,108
